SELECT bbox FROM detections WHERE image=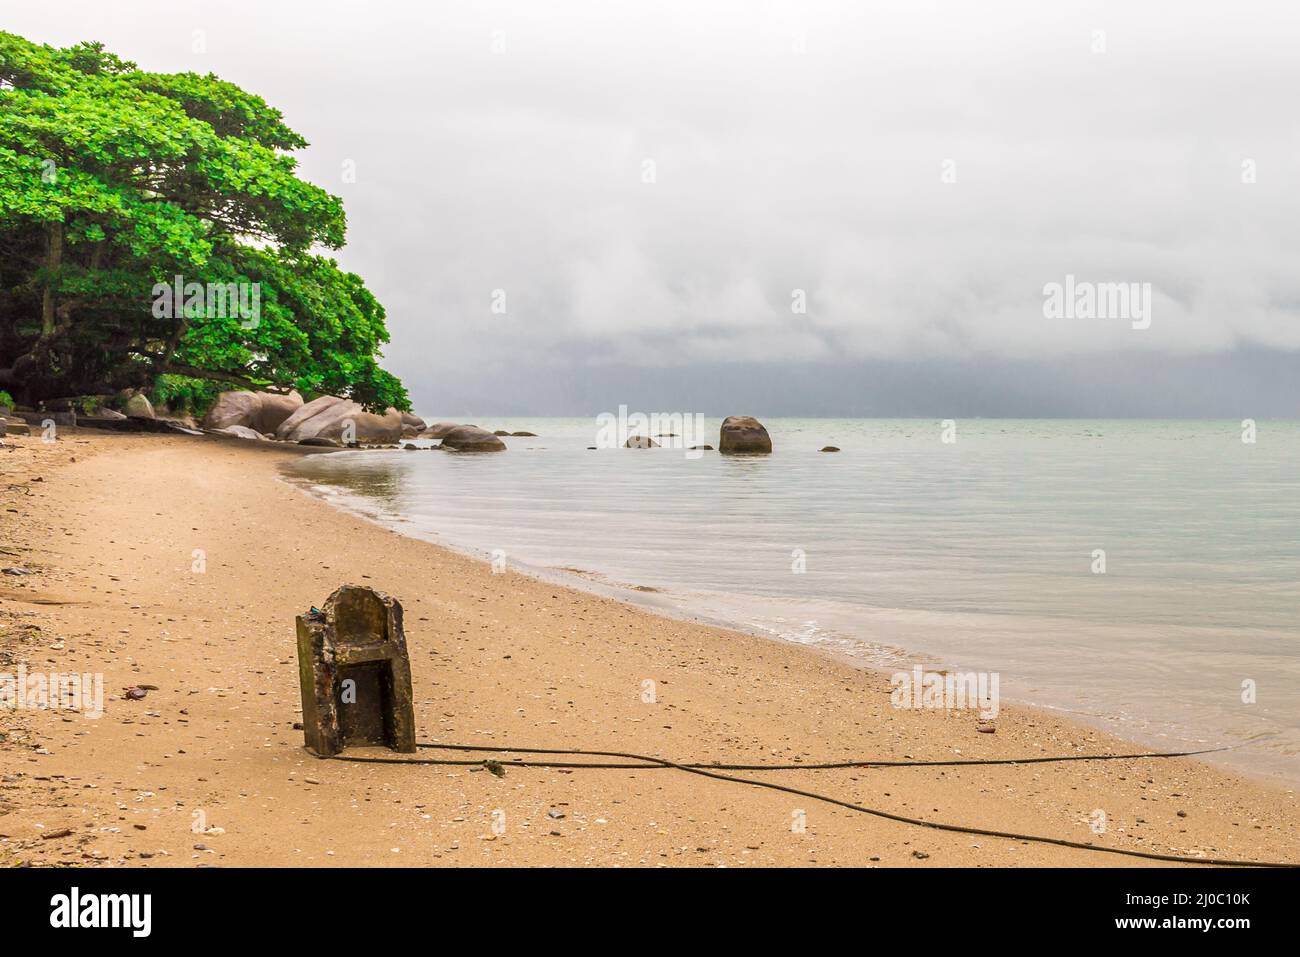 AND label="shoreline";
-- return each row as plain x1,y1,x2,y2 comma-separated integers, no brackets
283,453,1300,789
1,430,1298,867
